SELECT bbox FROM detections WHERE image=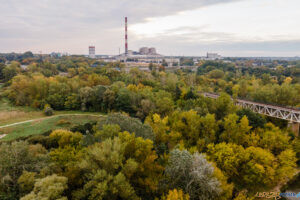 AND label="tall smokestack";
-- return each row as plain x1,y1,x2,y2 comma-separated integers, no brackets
125,17,128,55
